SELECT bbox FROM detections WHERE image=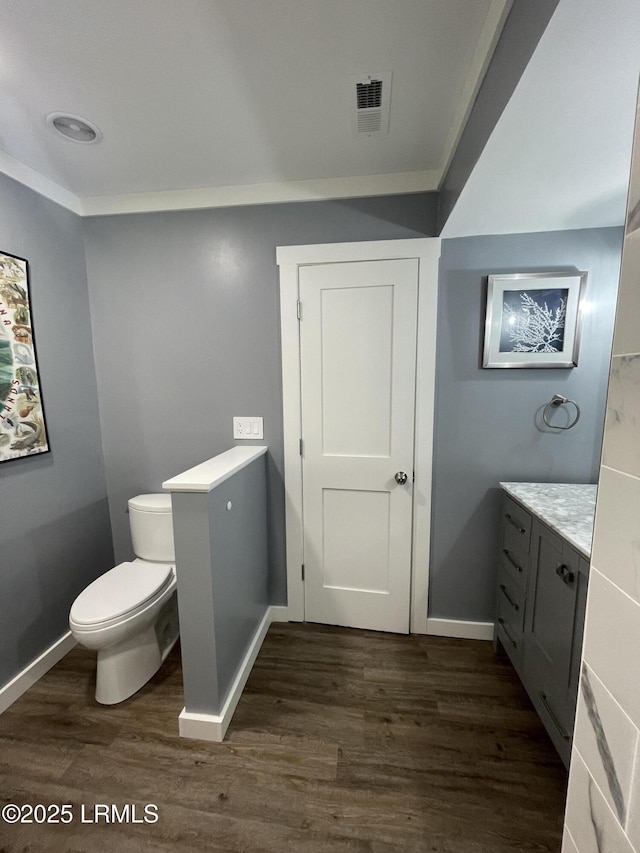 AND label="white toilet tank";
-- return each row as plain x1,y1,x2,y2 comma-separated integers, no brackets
128,494,175,562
